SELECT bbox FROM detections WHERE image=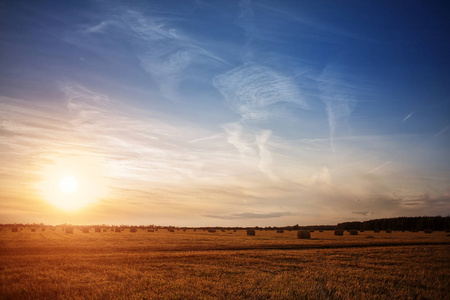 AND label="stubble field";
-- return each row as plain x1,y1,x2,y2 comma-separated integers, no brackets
0,228,449,299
